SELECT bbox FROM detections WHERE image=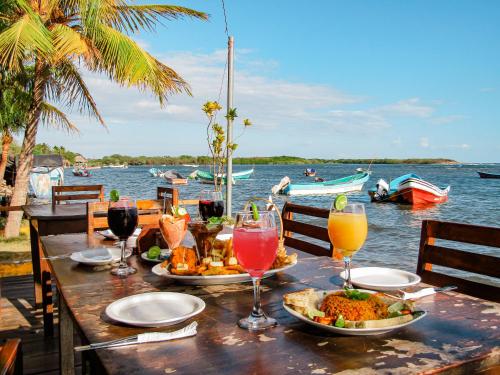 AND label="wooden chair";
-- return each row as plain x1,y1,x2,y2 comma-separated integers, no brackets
0,339,22,375
156,187,179,209
87,200,164,234
52,185,104,209
281,202,333,257
417,220,500,302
